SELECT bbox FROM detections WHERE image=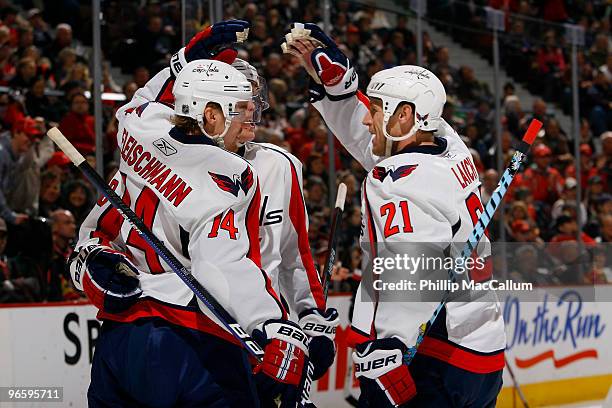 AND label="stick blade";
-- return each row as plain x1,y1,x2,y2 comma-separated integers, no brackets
522,119,542,145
